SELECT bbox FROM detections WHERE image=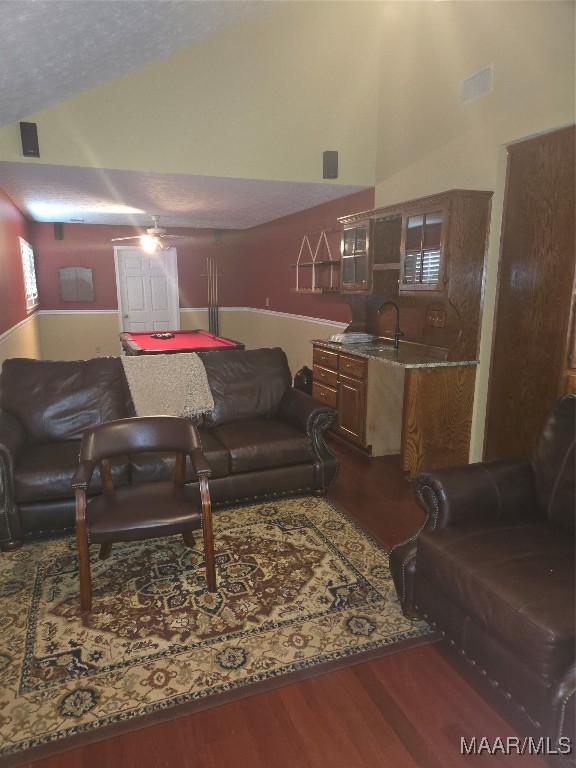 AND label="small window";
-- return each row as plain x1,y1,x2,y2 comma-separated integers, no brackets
402,211,443,289
19,237,39,312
